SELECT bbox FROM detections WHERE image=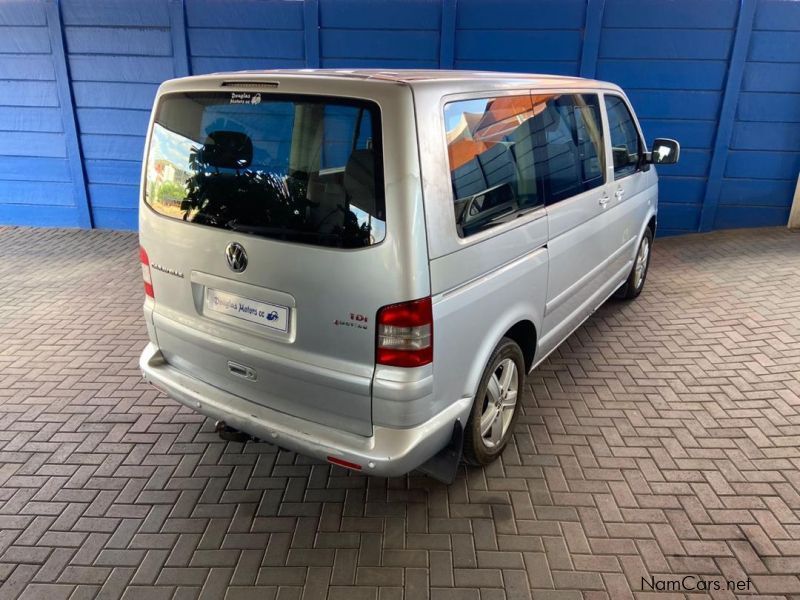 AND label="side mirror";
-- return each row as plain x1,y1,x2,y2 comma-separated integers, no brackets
649,138,680,165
